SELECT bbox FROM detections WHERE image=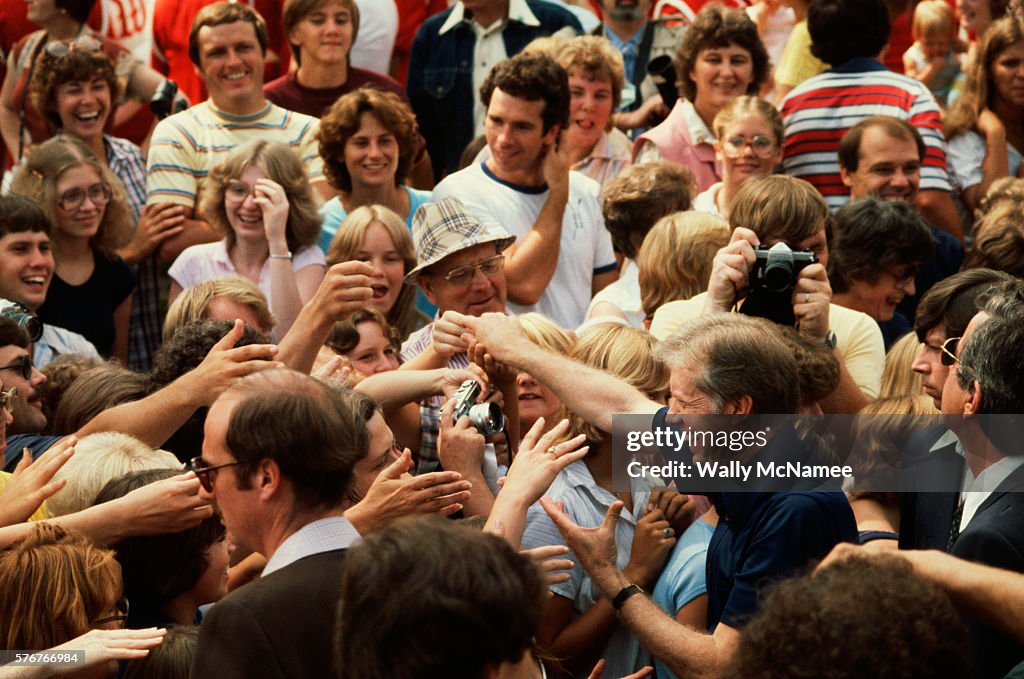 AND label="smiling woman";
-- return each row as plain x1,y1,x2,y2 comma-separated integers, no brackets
167,140,327,338
9,138,135,363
